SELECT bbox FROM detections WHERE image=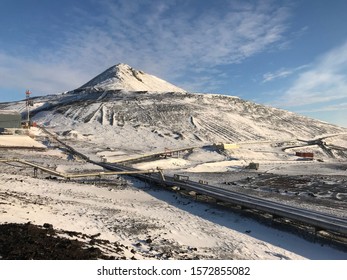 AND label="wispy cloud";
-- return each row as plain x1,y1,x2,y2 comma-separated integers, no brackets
263,69,293,83
262,65,308,83
296,103,347,113
0,0,290,96
0,52,90,95
278,41,347,107
88,0,290,73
